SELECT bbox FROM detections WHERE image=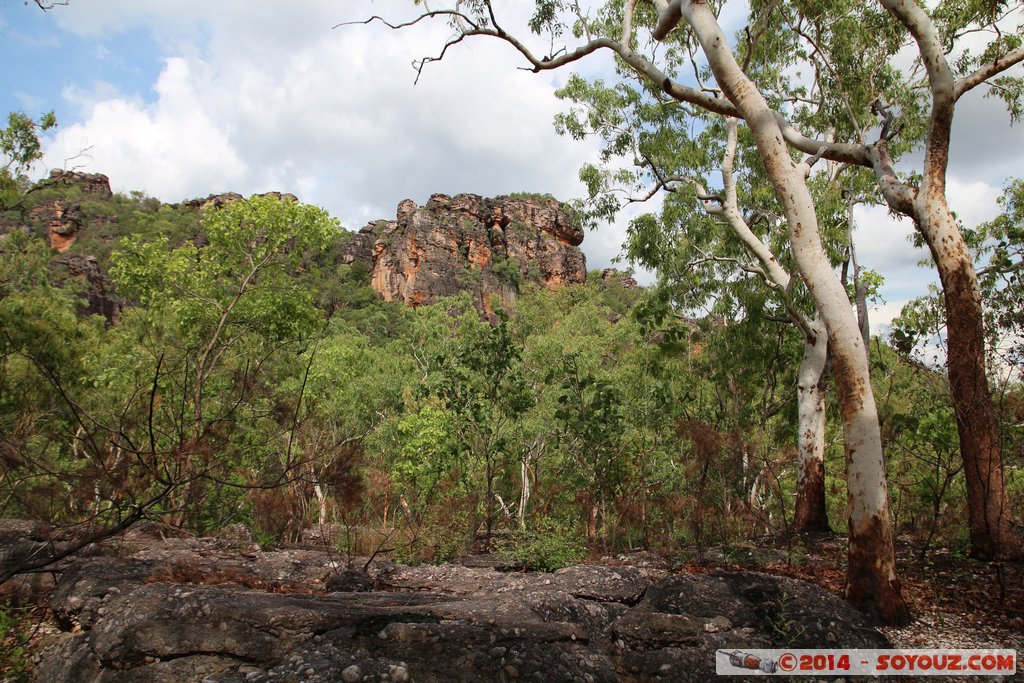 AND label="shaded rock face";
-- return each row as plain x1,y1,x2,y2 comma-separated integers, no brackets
54,254,122,323
342,194,587,313
34,535,887,682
